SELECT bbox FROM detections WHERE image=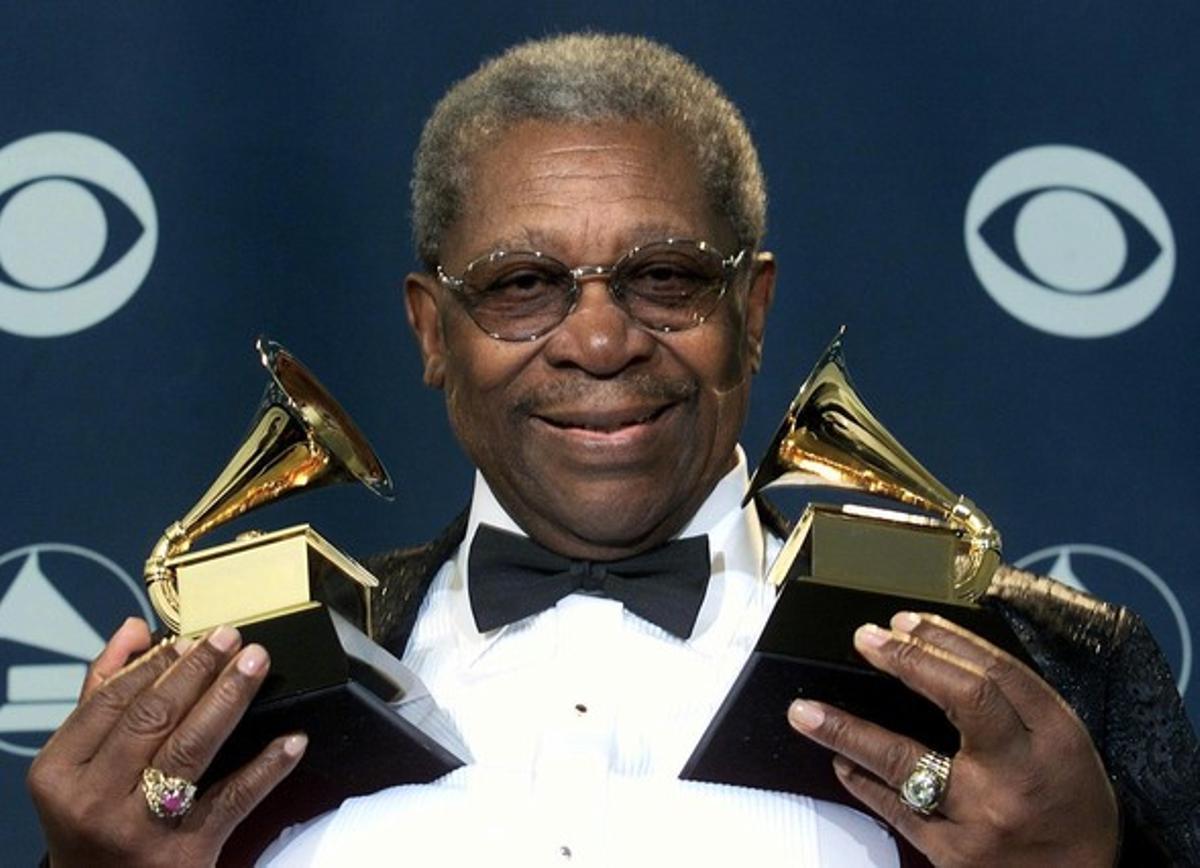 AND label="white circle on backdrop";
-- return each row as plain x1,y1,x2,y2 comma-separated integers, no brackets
964,145,1174,338
0,543,153,758
0,178,108,289
1013,188,1126,293
1014,544,1191,695
0,132,157,338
